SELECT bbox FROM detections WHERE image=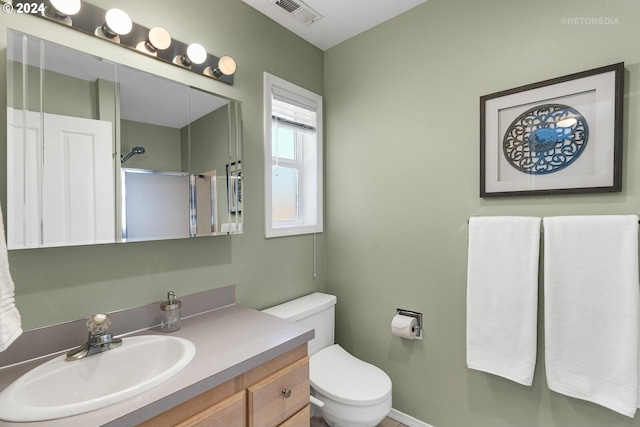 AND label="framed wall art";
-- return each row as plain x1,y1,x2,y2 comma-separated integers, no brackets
480,62,624,197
